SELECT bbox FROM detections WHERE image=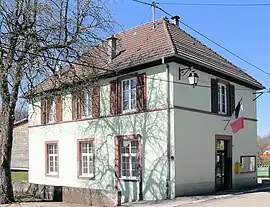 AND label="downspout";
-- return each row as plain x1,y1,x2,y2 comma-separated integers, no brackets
162,57,171,199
